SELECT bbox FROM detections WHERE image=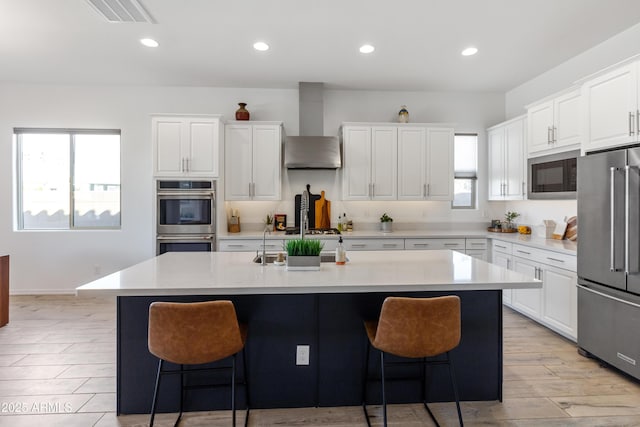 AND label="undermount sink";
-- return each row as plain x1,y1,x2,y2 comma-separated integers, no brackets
253,252,341,264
